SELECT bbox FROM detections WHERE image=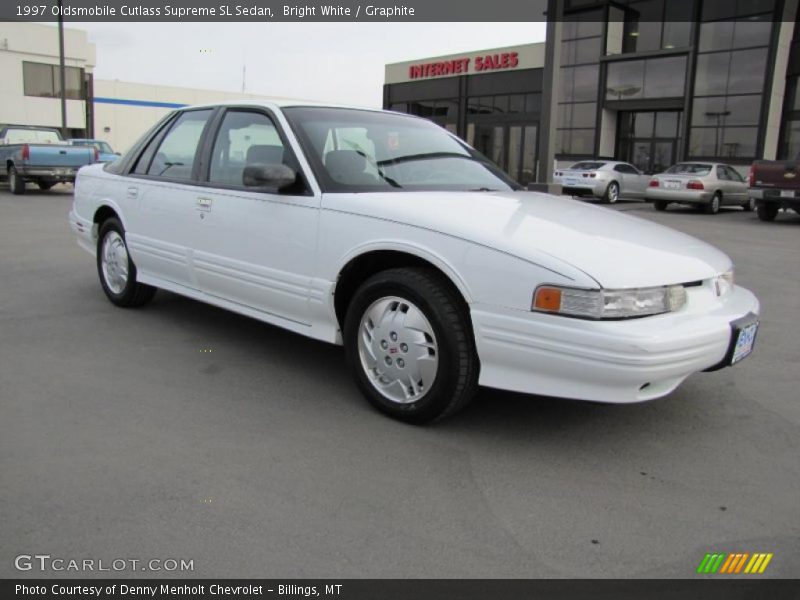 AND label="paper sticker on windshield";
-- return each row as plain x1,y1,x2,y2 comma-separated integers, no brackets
387,132,400,151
